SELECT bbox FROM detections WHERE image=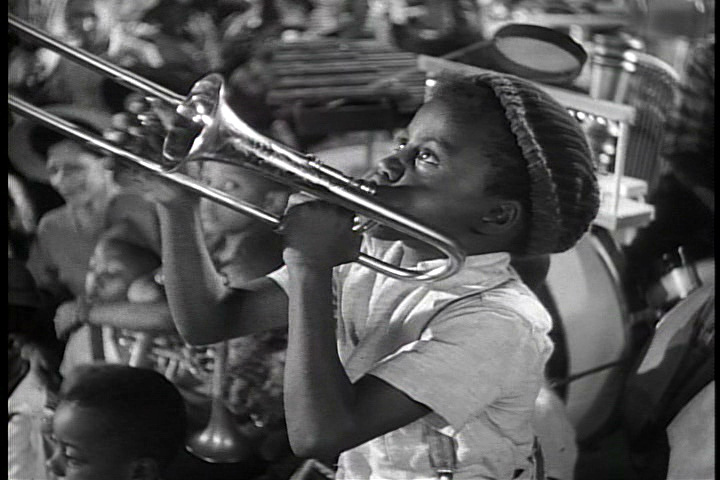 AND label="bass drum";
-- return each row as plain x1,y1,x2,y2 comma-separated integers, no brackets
542,228,632,445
